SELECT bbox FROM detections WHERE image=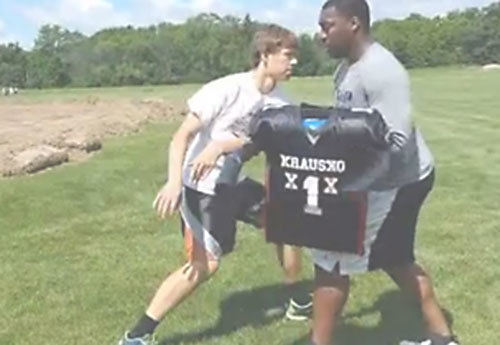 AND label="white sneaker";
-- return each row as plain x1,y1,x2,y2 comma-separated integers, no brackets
400,338,459,345
285,298,313,321
400,341,432,345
